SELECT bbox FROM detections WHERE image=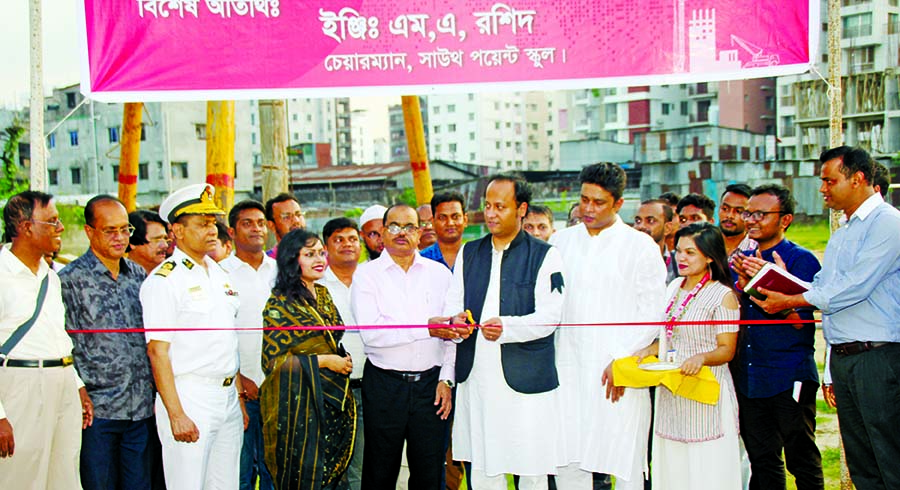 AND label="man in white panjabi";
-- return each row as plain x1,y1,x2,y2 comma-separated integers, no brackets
550,163,666,490
444,174,566,490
